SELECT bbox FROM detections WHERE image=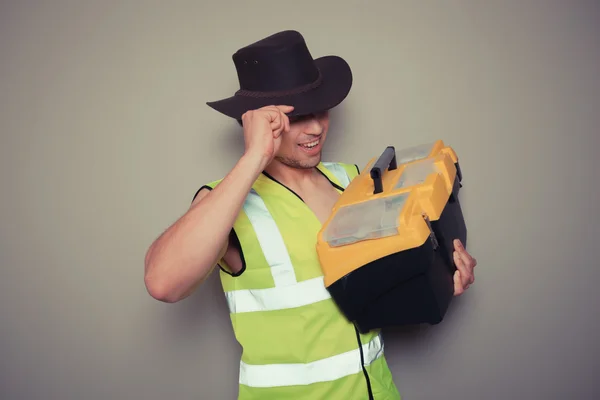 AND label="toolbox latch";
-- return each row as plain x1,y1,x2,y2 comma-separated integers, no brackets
422,213,439,250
